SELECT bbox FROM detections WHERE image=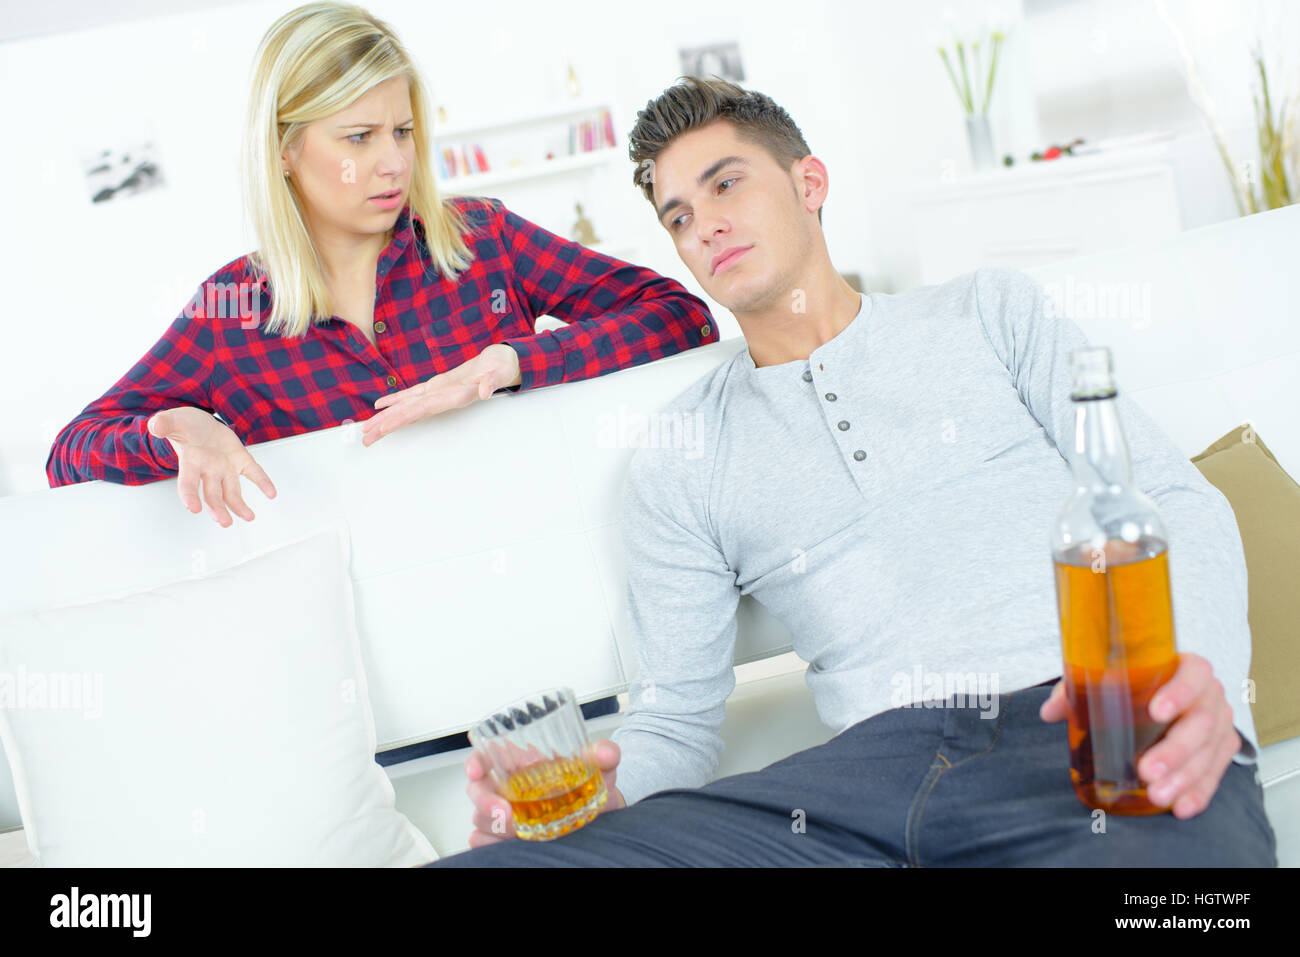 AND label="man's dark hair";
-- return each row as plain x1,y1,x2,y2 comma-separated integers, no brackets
628,75,821,225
